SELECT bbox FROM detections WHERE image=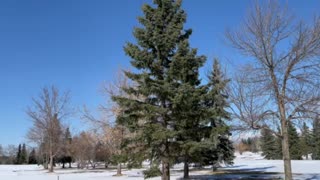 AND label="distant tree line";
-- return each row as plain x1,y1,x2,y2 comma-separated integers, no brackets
261,120,320,160
235,119,320,161
0,144,37,165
